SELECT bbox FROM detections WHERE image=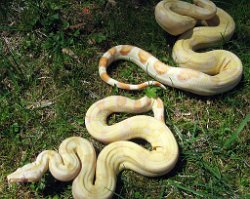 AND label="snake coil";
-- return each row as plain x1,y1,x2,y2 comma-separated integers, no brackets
8,96,178,199
99,0,242,95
